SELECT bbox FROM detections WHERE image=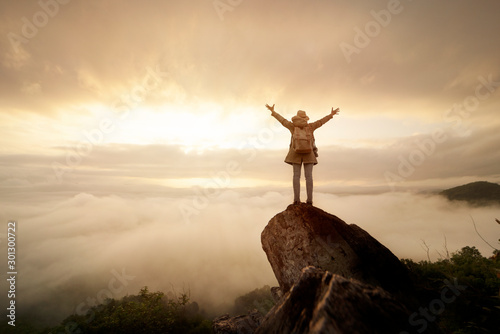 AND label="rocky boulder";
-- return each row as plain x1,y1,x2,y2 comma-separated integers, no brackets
213,310,263,334
261,203,417,307
255,266,426,334
214,204,442,334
